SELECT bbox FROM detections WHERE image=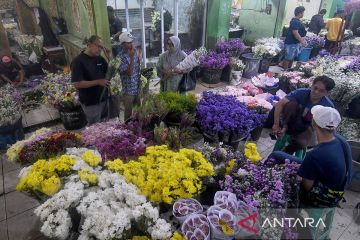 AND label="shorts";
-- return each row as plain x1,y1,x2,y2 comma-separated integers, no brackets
284,43,301,61
325,38,337,50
